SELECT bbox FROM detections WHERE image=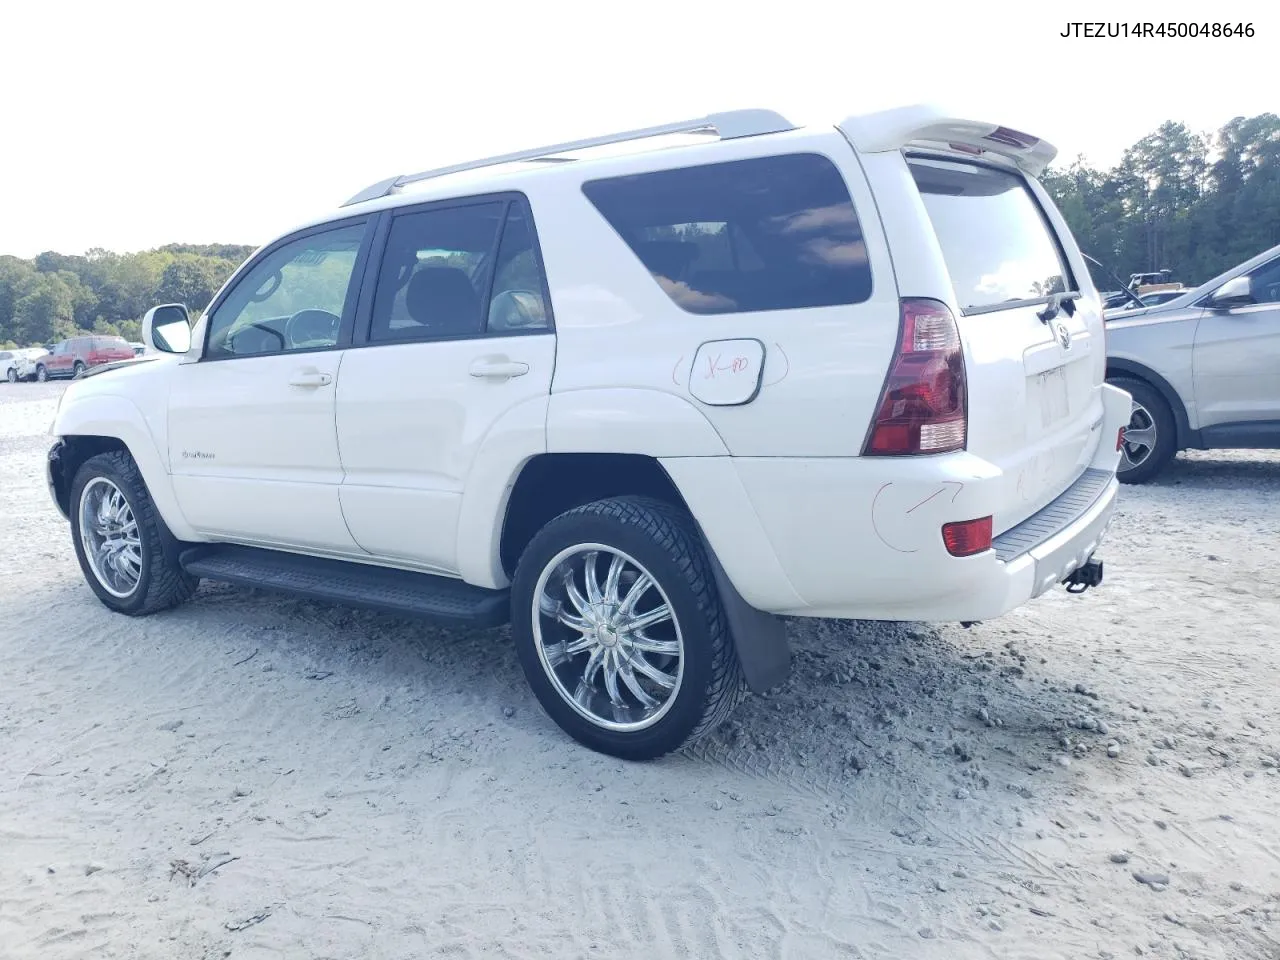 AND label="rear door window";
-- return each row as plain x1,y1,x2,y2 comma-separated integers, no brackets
908,157,1075,314
582,153,873,315
368,197,552,342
